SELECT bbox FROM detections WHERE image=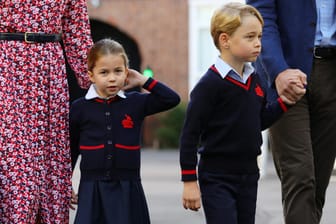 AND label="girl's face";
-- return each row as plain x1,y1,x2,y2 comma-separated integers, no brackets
89,54,128,98
222,15,262,63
